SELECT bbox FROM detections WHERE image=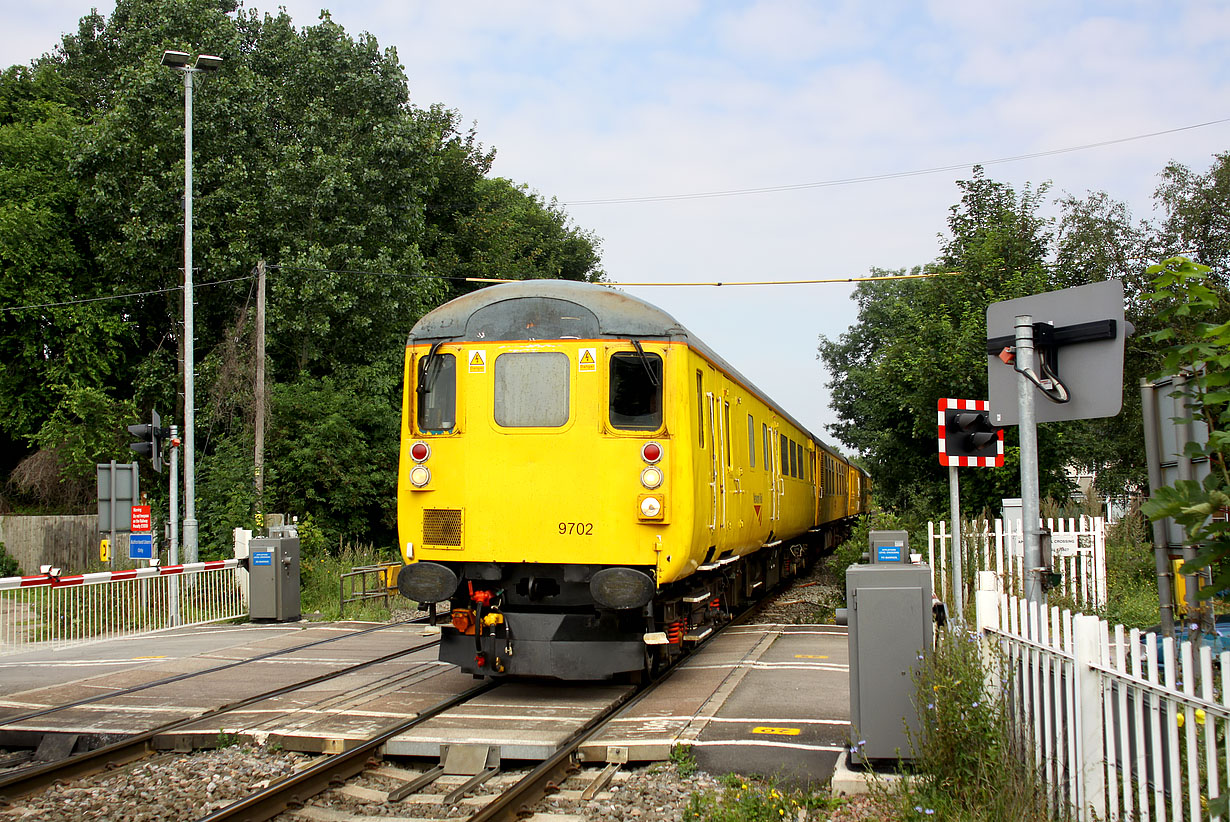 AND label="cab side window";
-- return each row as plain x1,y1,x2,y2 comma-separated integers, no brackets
417,352,456,432
610,352,663,430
